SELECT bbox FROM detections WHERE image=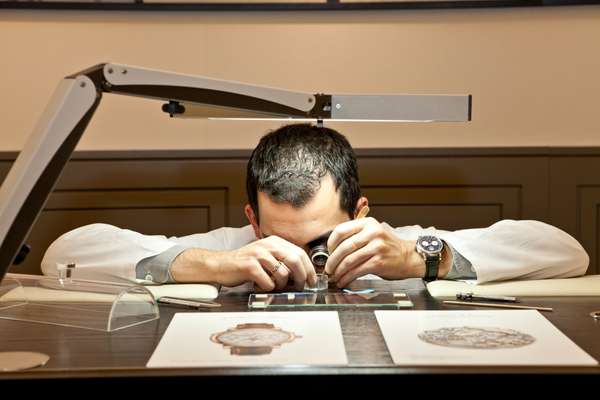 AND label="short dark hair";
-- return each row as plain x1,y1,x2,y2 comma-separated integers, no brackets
246,123,360,222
